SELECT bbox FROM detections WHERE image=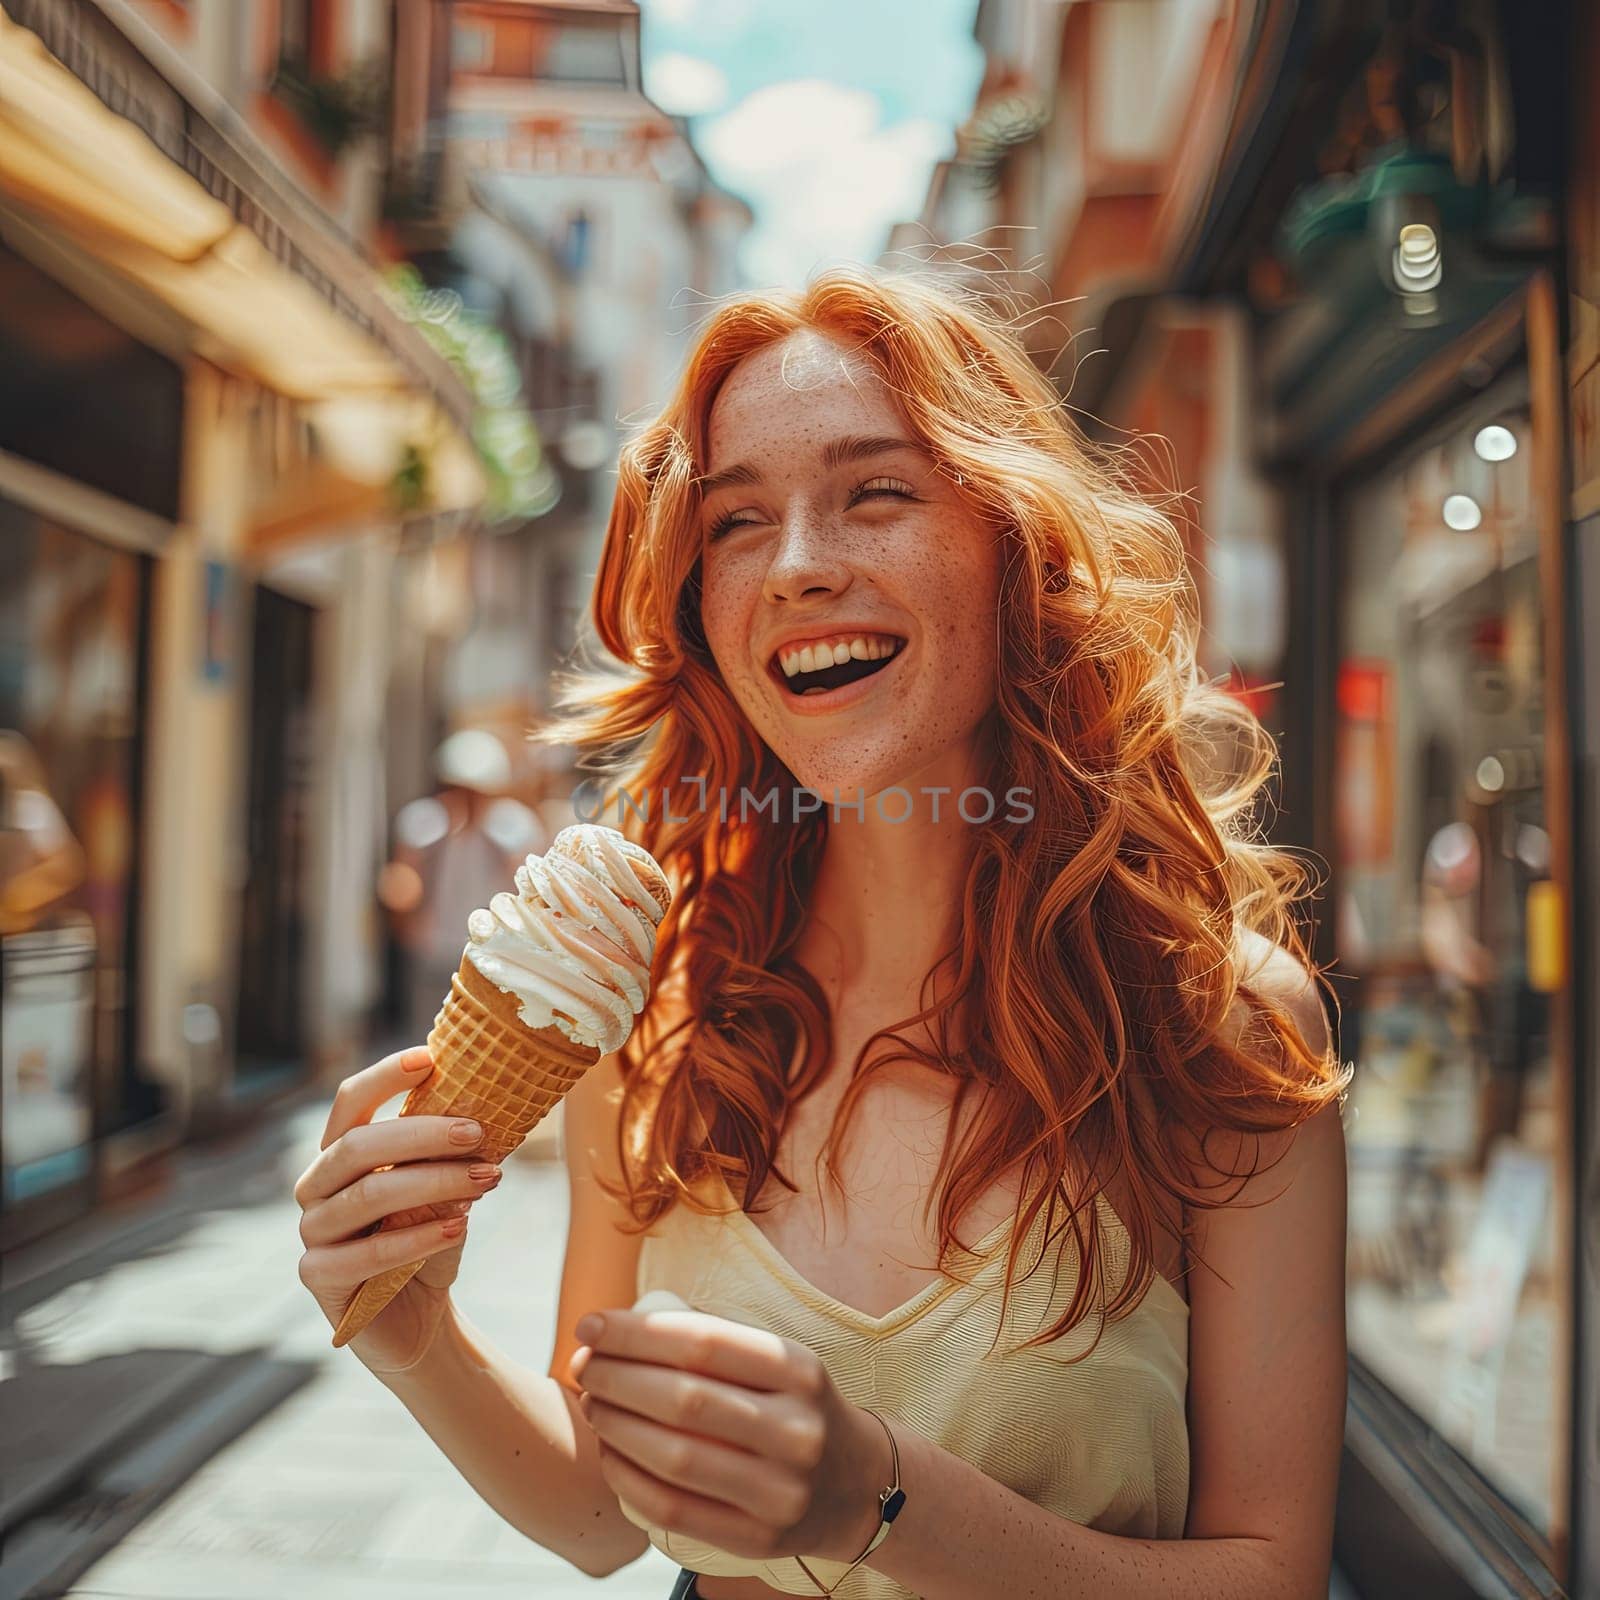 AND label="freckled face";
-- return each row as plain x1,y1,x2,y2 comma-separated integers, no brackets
696,329,1002,799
